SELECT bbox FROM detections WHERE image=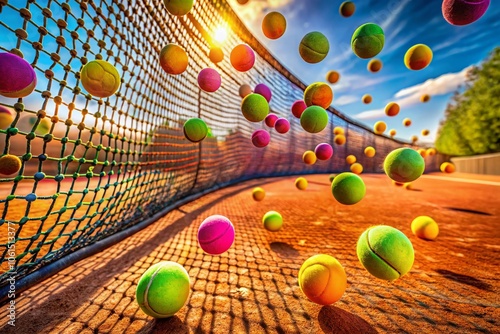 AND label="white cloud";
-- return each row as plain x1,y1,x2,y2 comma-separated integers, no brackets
354,108,385,120
334,95,358,106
